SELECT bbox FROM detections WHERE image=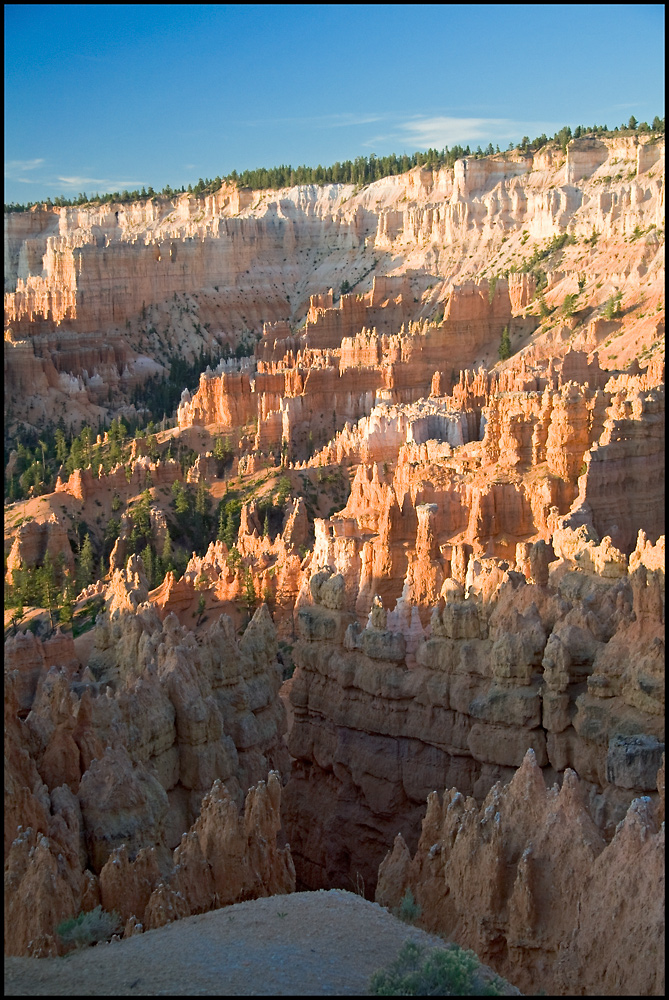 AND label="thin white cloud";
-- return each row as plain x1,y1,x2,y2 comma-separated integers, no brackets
402,116,515,146
55,176,146,190
366,116,564,150
325,113,387,129
242,111,387,129
5,158,45,177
